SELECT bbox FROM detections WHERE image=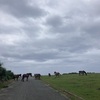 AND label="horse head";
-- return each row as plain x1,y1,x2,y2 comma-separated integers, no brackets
27,73,32,77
